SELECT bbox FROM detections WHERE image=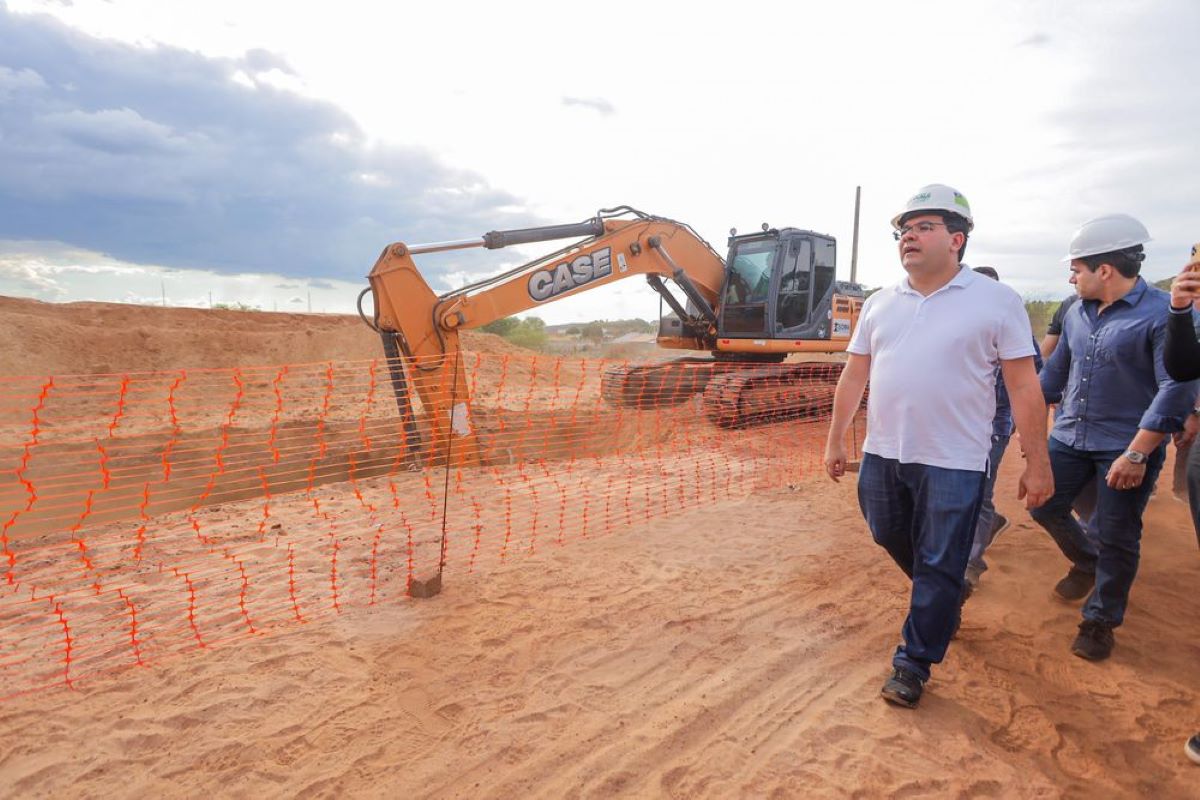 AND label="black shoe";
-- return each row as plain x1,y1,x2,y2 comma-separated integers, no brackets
1186,733,1200,766
1054,567,1095,601
1071,619,1115,661
880,667,924,708
990,512,1010,538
